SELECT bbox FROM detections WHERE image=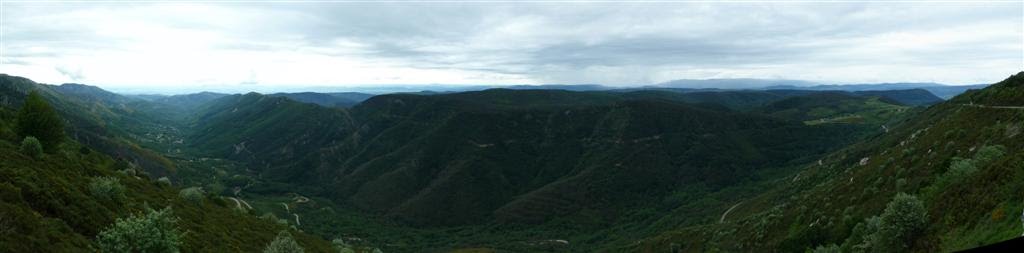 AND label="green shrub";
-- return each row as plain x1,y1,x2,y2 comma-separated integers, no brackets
841,216,881,252
89,176,126,203
260,212,278,222
877,193,928,250
16,91,64,152
812,244,840,253
973,145,1006,164
332,238,355,253
19,136,42,159
157,177,172,187
179,187,204,205
929,157,977,193
205,182,226,196
96,207,181,253
263,231,304,253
